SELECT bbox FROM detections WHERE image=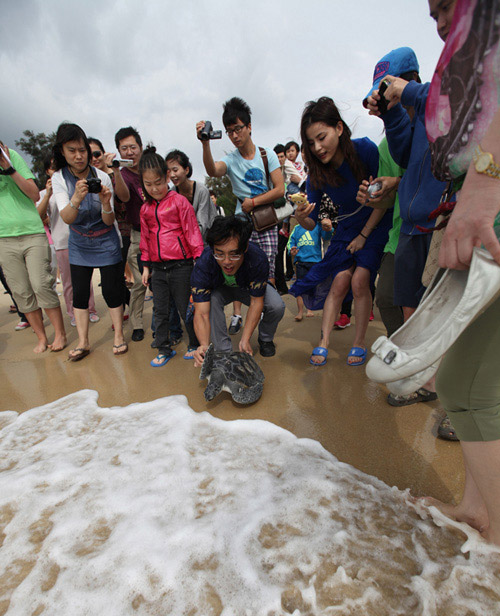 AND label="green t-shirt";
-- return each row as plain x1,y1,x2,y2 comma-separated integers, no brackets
0,149,44,238
377,138,405,255
222,271,238,287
